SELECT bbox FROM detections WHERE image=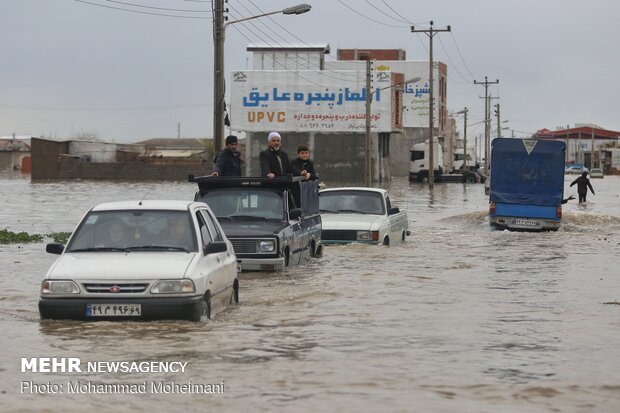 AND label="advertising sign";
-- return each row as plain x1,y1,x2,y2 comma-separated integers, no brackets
230,70,394,132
